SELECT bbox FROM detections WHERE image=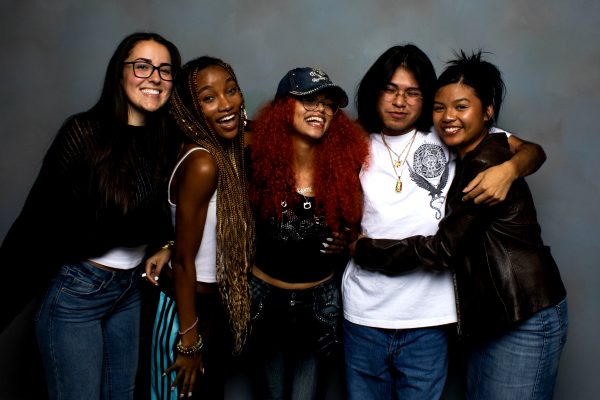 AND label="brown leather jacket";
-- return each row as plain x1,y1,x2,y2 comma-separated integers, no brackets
354,132,566,340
